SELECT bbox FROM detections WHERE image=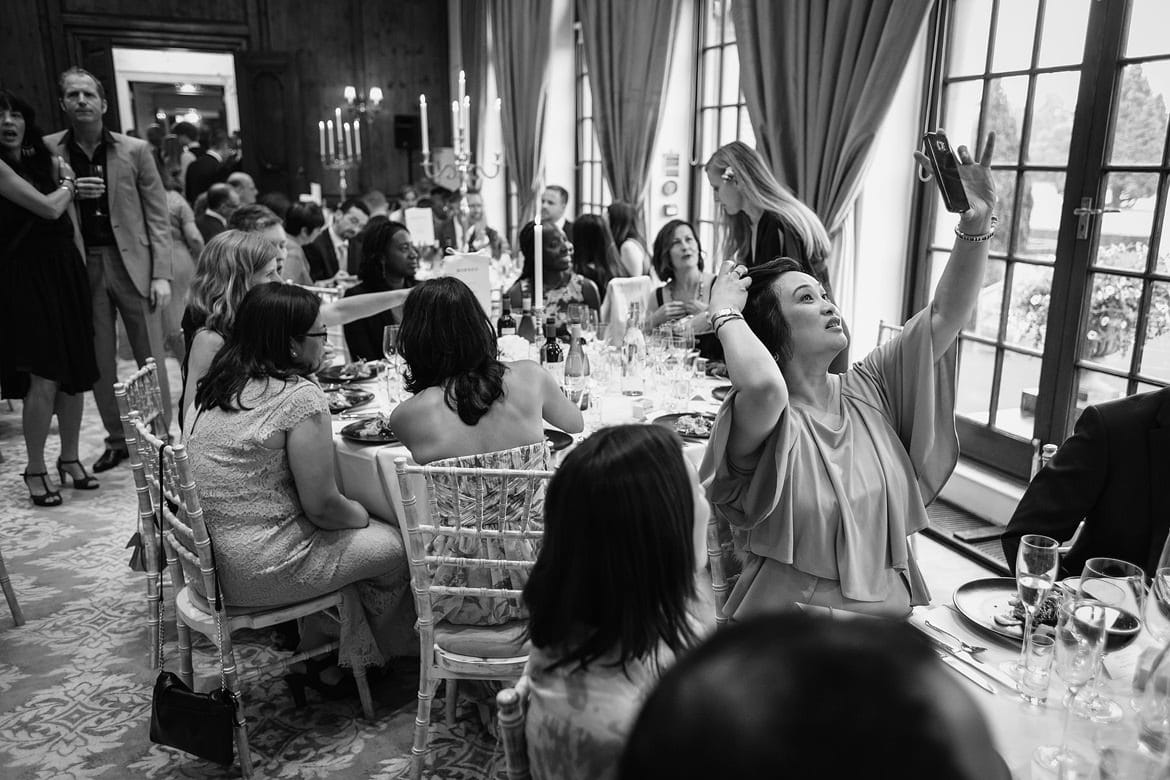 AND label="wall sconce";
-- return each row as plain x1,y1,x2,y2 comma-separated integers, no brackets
343,85,383,119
